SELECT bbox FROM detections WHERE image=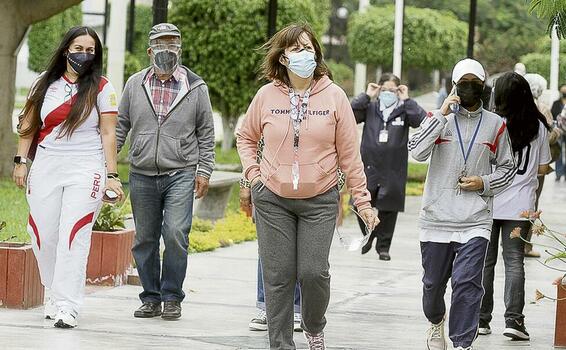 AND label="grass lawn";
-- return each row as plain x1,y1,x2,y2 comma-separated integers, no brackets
215,145,240,165
0,179,29,243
